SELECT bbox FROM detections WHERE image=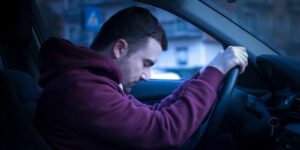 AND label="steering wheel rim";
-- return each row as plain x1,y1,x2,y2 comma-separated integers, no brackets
180,67,239,150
